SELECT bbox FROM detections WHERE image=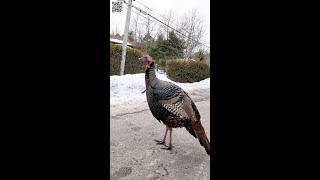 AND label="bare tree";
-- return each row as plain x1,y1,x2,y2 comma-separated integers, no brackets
130,13,142,42
144,12,157,39
178,9,206,59
115,25,119,35
142,11,157,51
193,48,206,61
161,9,175,39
